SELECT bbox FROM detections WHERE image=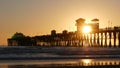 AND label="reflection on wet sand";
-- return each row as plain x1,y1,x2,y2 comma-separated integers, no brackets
0,65,8,68
0,47,120,68
80,59,120,66
0,59,120,68
8,65,120,68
